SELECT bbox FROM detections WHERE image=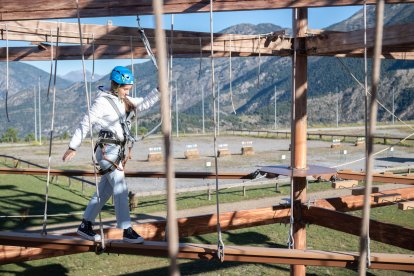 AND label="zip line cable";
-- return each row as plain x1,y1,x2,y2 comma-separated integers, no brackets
210,0,225,262
75,0,105,251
